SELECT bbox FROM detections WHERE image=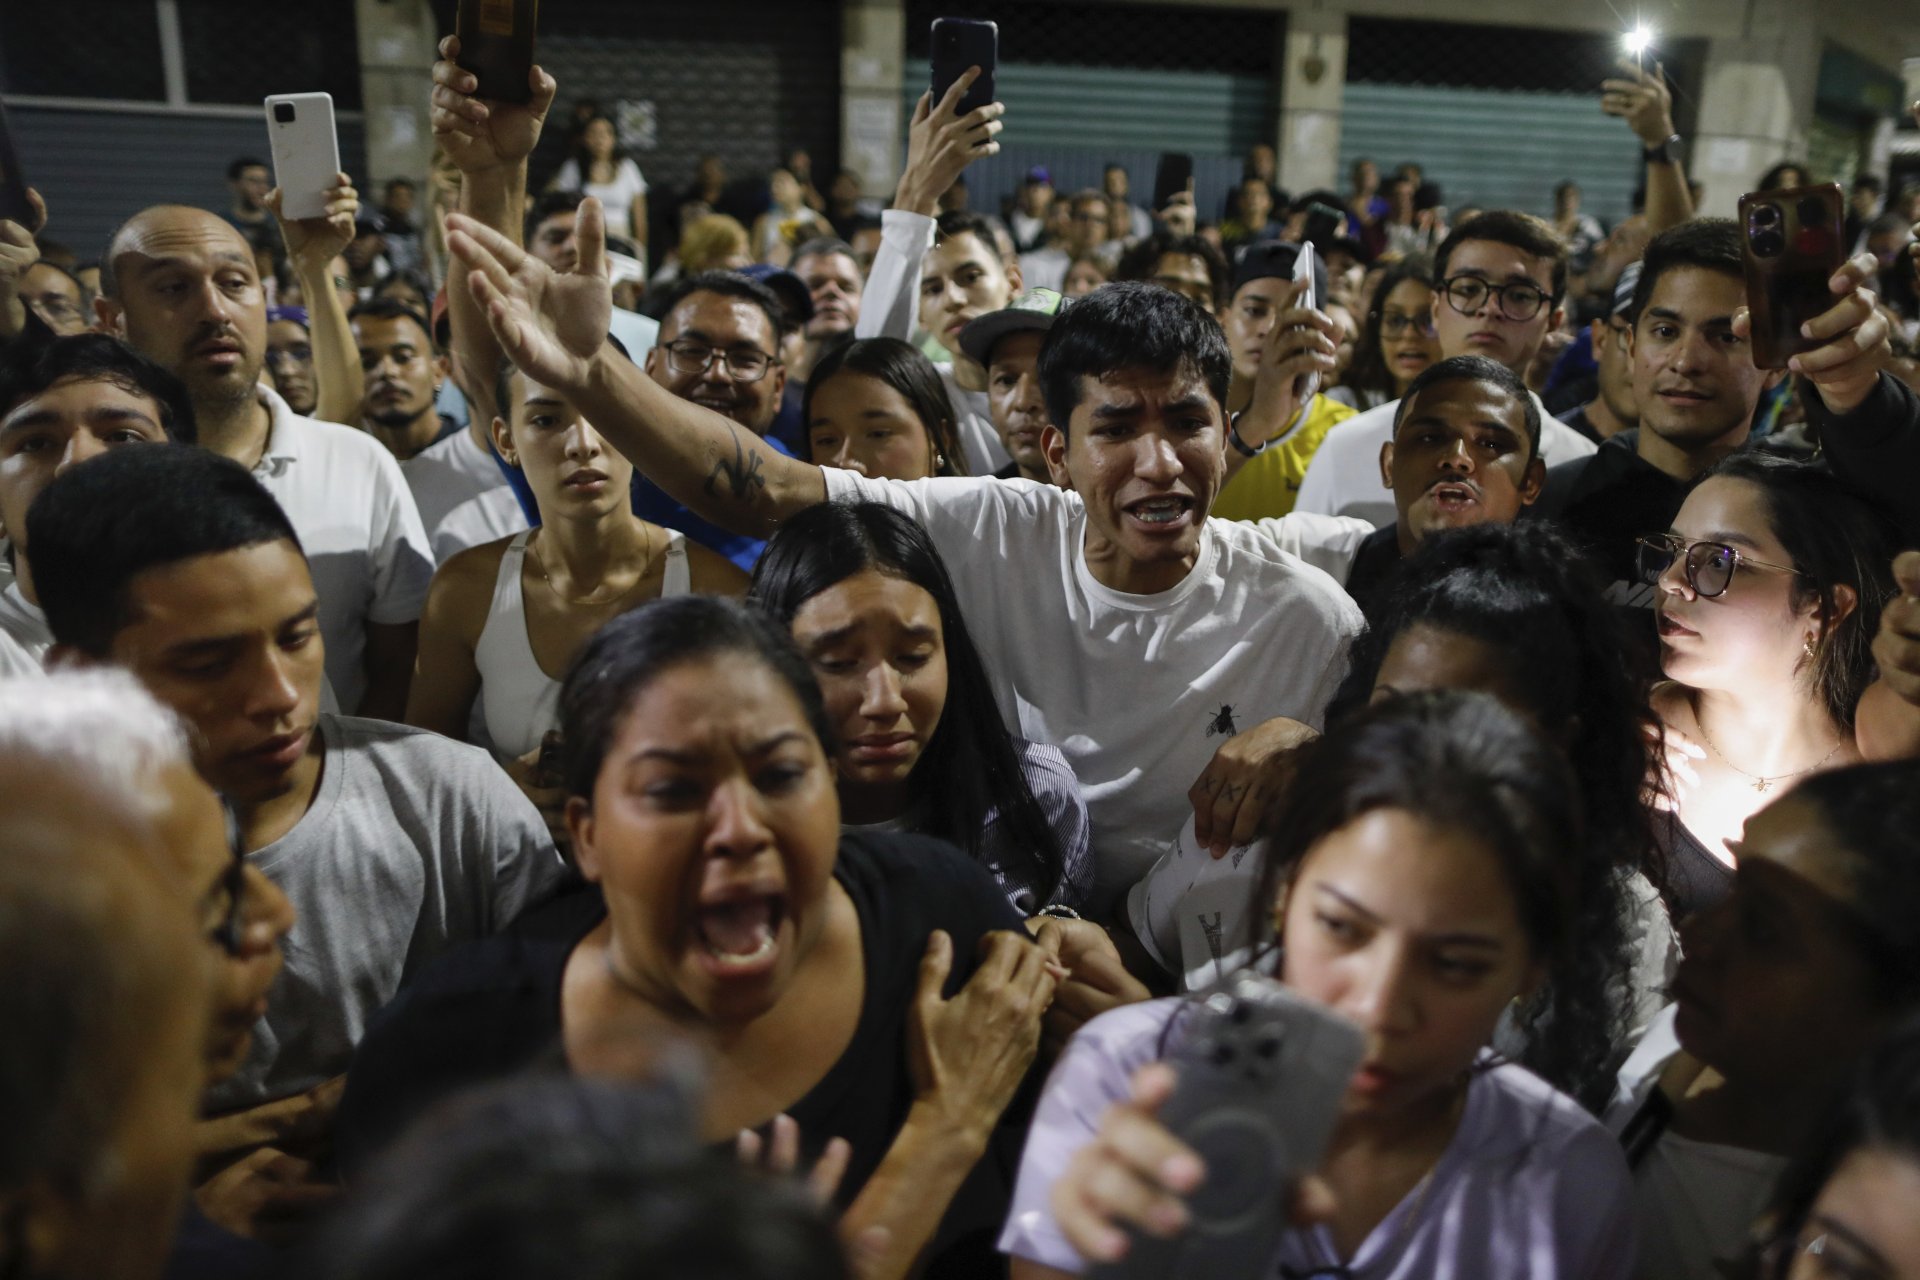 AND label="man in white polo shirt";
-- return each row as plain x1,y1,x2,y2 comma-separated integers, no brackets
96,202,433,719
447,204,1367,920
1293,210,1596,524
